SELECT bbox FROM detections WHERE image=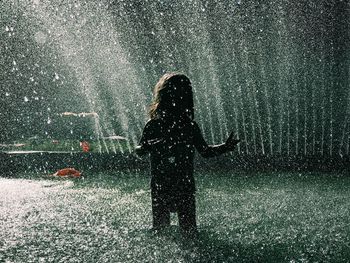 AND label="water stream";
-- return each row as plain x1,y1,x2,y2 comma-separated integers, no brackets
1,0,349,156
